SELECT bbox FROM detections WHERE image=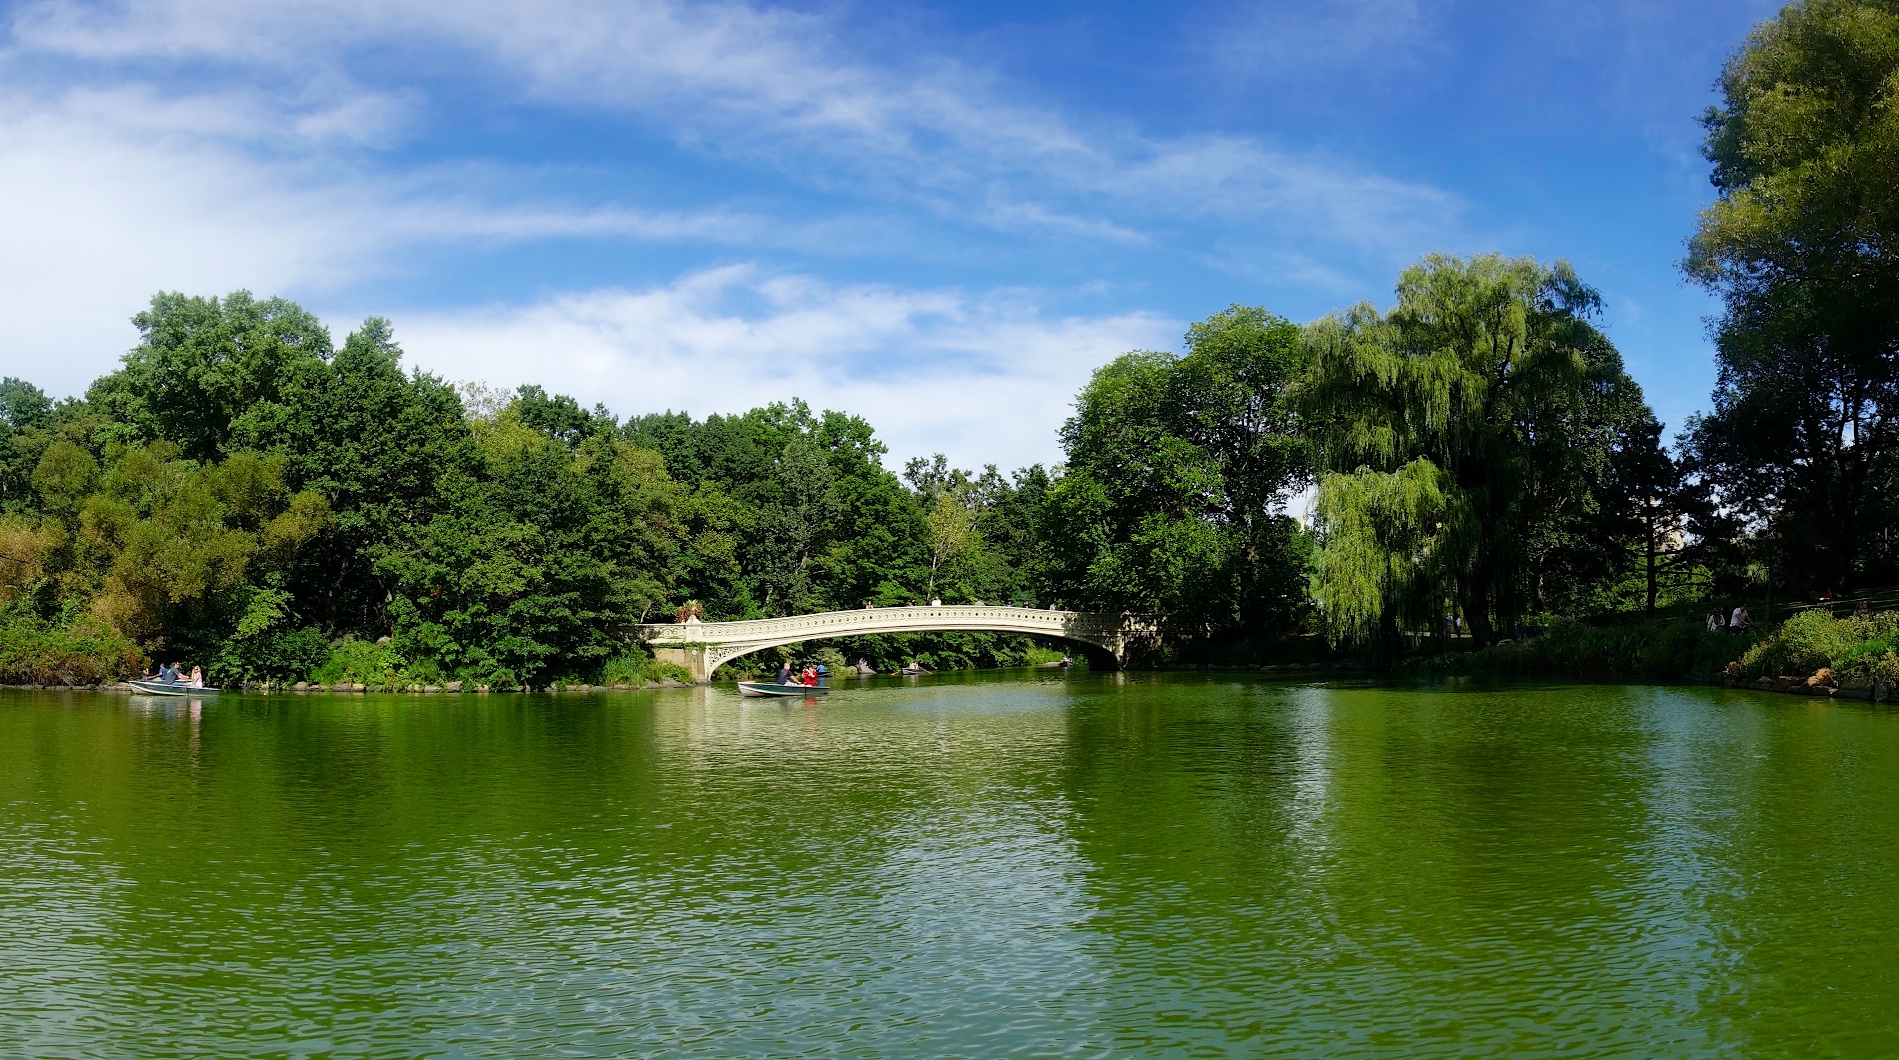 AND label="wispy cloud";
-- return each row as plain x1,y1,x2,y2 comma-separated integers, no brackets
392,266,1177,468
0,82,790,396
6,0,1463,247
1195,0,1431,85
